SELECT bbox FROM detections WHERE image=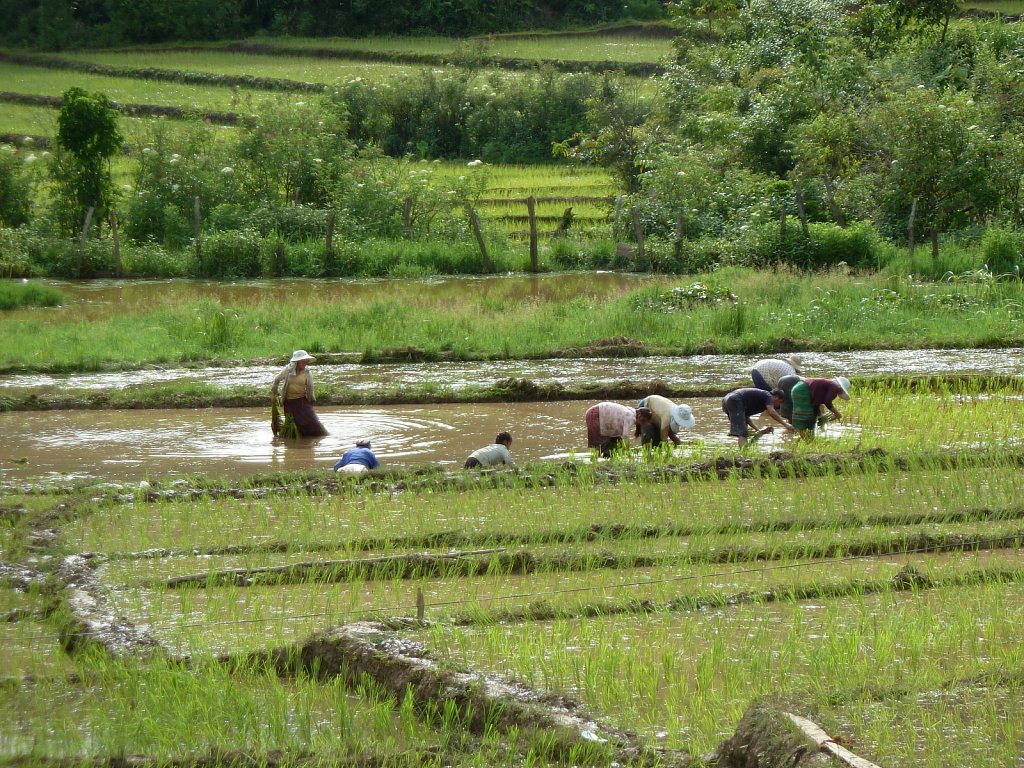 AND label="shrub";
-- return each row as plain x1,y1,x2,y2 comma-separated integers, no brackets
0,280,64,310
730,220,882,270
33,237,112,278
0,228,40,278
979,226,1024,276
195,229,263,278
121,242,189,278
